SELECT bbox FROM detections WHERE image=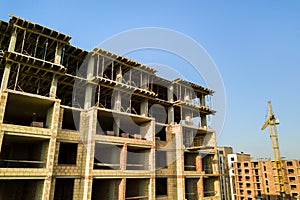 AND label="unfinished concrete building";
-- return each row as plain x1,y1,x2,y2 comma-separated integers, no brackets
218,146,233,200
0,15,221,200
228,153,300,200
